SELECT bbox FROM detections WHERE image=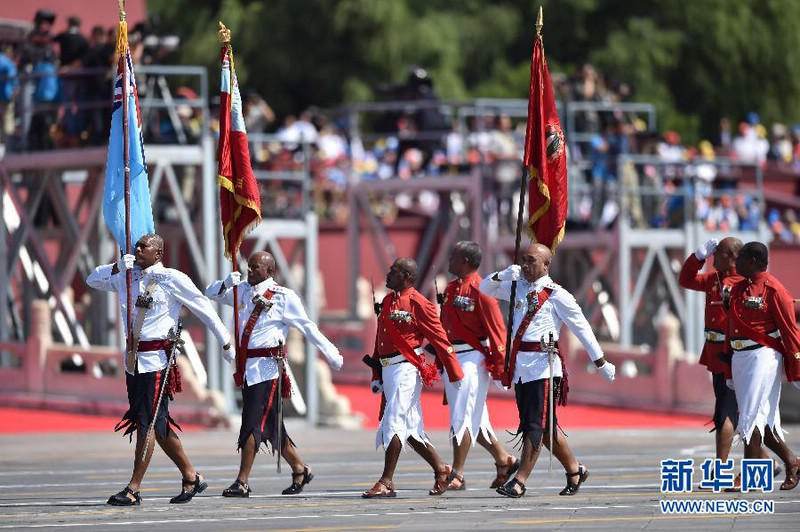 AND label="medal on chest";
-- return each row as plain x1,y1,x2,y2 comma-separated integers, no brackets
525,290,540,315
743,295,765,310
252,293,274,312
452,295,475,312
389,309,413,323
